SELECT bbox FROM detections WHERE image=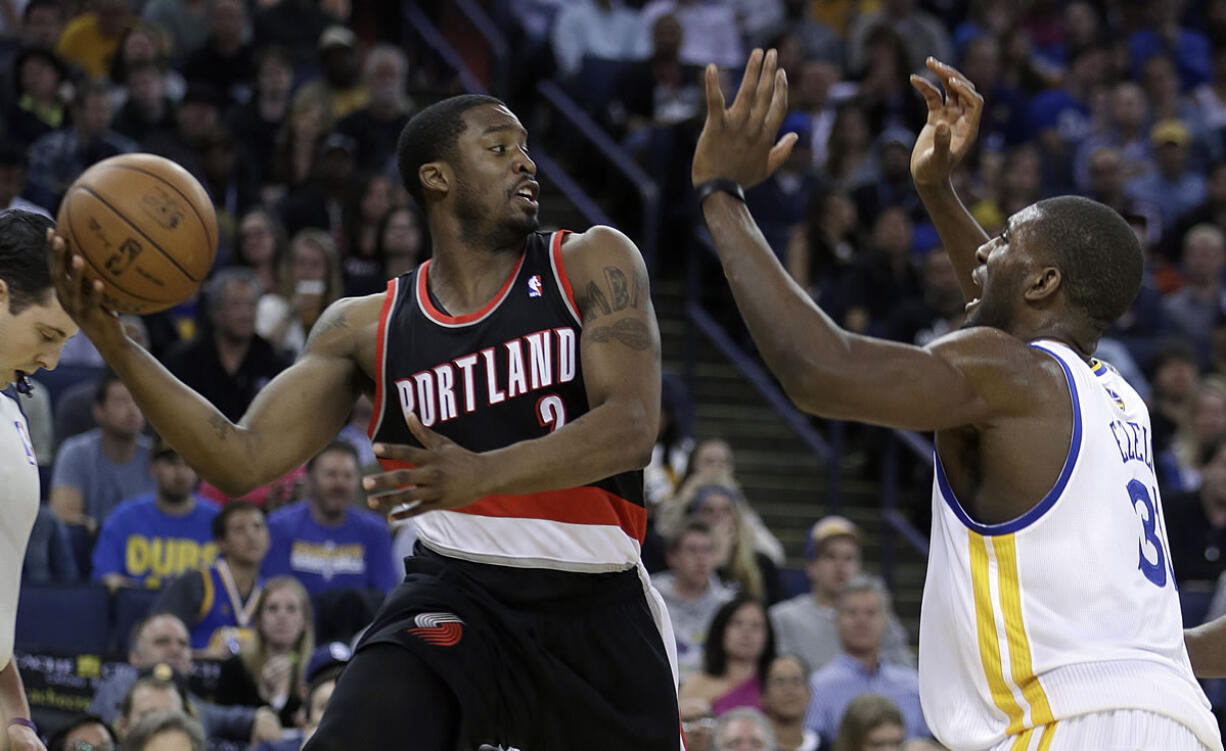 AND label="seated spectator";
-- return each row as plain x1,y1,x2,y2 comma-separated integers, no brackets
163,268,292,423
279,132,356,238
340,173,394,291
1126,120,1208,230
713,706,776,751
143,0,212,61
256,641,350,751
54,0,134,79
825,104,876,192
1162,224,1226,360
606,13,701,139
268,88,332,196
179,0,252,105
638,0,743,69
1148,342,1201,459
256,228,344,360
232,208,289,296
0,143,51,216
883,249,966,346
92,436,220,591
335,45,413,172
115,671,194,741
142,81,225,183
295,26,367,121
847,0,952,73
852,127,922,227
26,80,137,211
841,207,921,336
679,594,776,716
1161,375,1226,494
262,441,397,595
111,60,178,145
746,112,819,259
1168,435,1226,587
679,697,717,751
46,713,117,751
652,518,736,677
50,371,154,531
89,612,281,746
833,694,907,751
6,47,68,146
214,576,313,727
770,517,912,674
227,46,294,187
23,504,79,584
804,576,928,742
123,710,206,751
20,0,67,52
550,0,642,80
251,0,331,68
375,203,429,282
153,501,270,657
762,655,819,751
